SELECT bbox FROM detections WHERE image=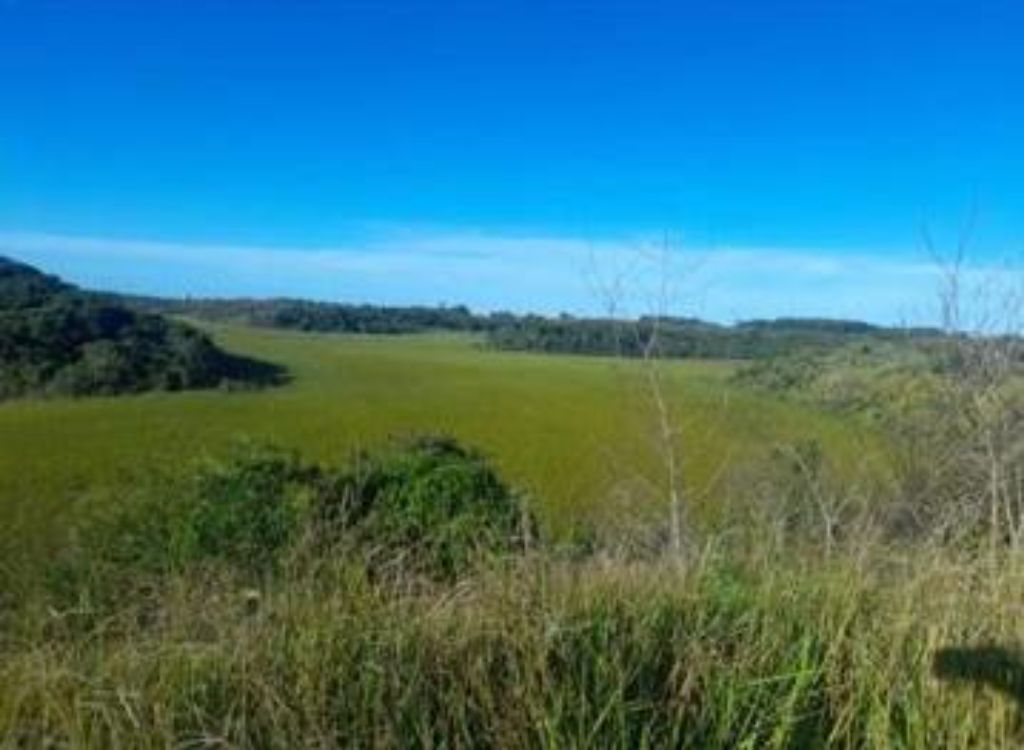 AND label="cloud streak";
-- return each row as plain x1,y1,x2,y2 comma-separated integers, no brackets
0,227,984,325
